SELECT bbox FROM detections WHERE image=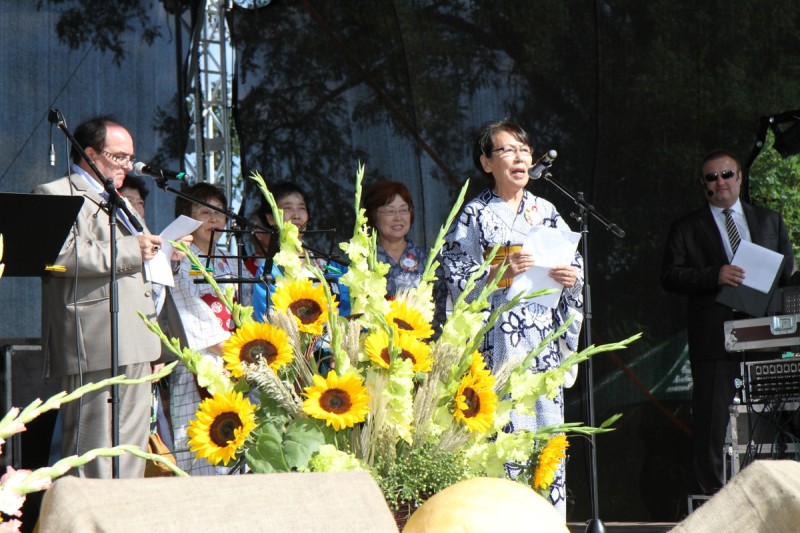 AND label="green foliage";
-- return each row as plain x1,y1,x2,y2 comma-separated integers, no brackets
750,130,800,263
375,444,470,513
244,419,327,473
